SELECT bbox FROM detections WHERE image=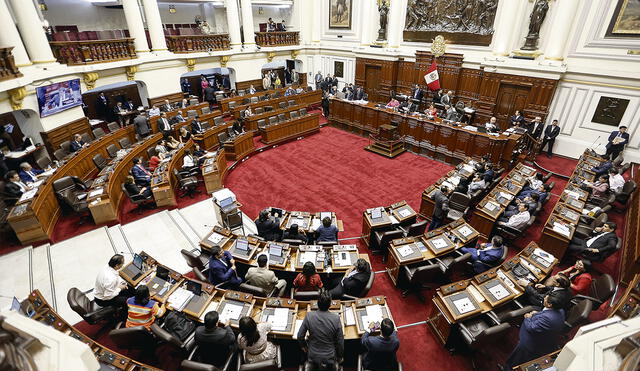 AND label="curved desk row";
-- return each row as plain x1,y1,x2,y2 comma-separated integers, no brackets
419,157,478,219
118,251,389,340
259,112,321,145
243,103,307,133
21,289,161,370
230,89,322,120
329,99,523,168
8,126,137,245
218,85,305,113
149,108,224,137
